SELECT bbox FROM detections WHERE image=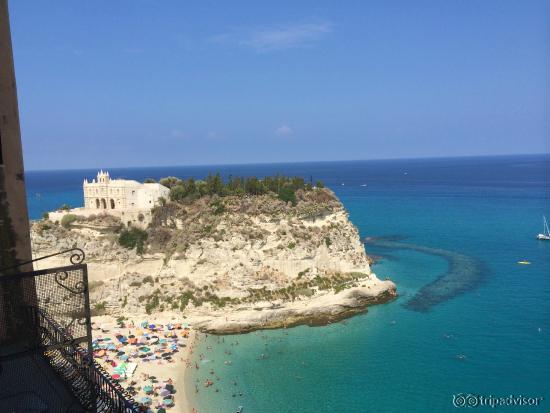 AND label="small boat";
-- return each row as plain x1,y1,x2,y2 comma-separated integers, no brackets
360,184,367,187
537,215,550,240
517,261,531,265
236,406,244,413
